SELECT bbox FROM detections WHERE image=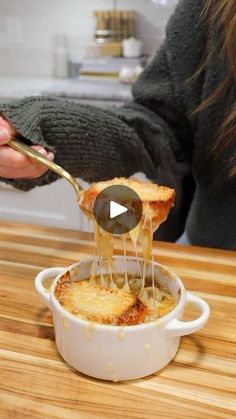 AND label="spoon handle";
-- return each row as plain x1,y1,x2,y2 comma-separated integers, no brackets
8,138,83,196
